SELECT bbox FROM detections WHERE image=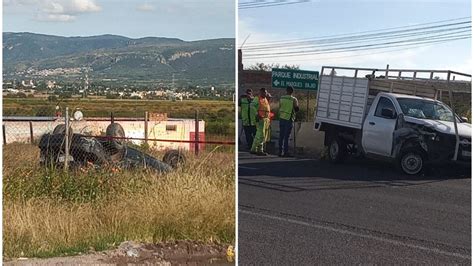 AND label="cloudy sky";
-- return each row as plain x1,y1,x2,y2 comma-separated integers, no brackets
3,0,235,40
239,0,471,74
